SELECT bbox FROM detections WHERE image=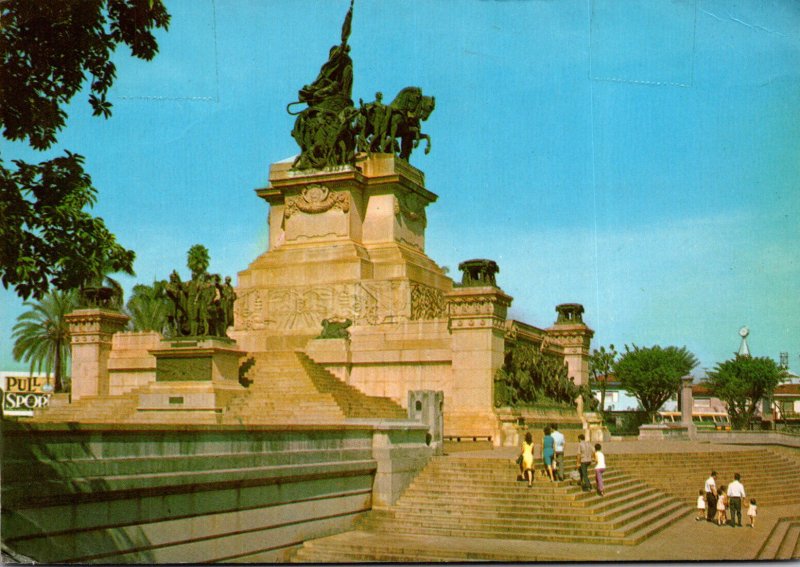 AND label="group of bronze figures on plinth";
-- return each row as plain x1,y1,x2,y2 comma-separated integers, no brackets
287,0,435,170
161,245,236,339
